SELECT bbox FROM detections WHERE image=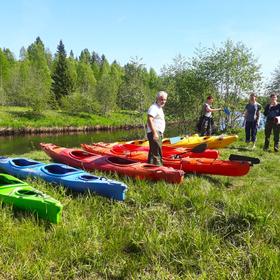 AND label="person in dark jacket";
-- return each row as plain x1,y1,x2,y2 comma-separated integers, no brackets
263,93,280,152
